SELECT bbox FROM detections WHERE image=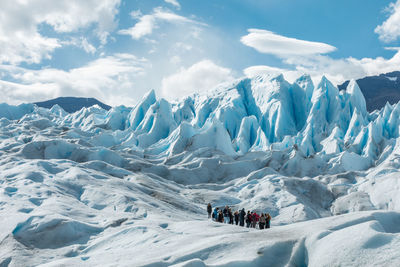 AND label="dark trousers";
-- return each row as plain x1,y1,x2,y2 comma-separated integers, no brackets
259,223,265,229
240,220,244,226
